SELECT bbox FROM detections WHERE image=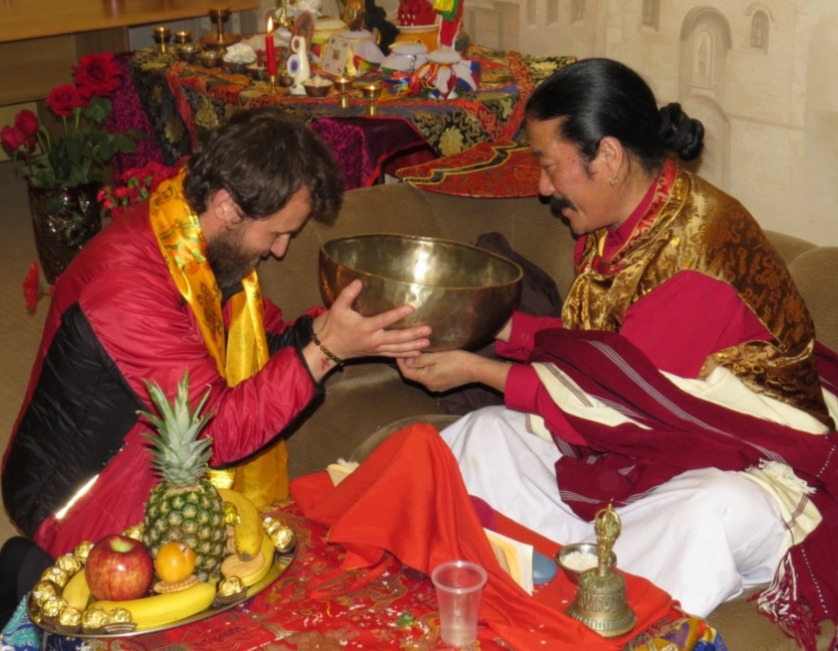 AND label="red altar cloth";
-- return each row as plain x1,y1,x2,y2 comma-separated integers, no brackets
42,426,718,650
291,423,705,650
